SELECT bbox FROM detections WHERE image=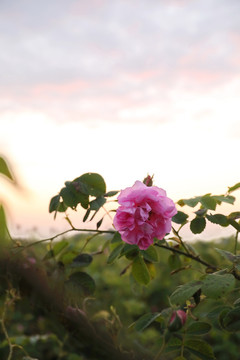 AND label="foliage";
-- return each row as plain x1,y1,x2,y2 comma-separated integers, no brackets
0,156,240,359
